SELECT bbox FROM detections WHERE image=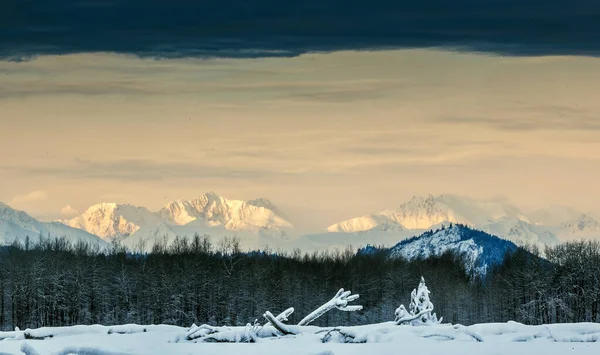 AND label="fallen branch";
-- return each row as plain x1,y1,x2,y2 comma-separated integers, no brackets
263,311,297,335
266,307,294,326
298,288,363,326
